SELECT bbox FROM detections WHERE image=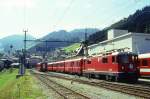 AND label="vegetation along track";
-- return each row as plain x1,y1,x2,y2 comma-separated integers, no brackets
31,70,150,98
33,73,90,99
